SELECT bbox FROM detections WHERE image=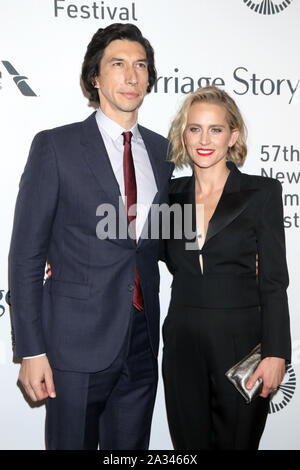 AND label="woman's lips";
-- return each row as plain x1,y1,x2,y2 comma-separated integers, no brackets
196,148,215,157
